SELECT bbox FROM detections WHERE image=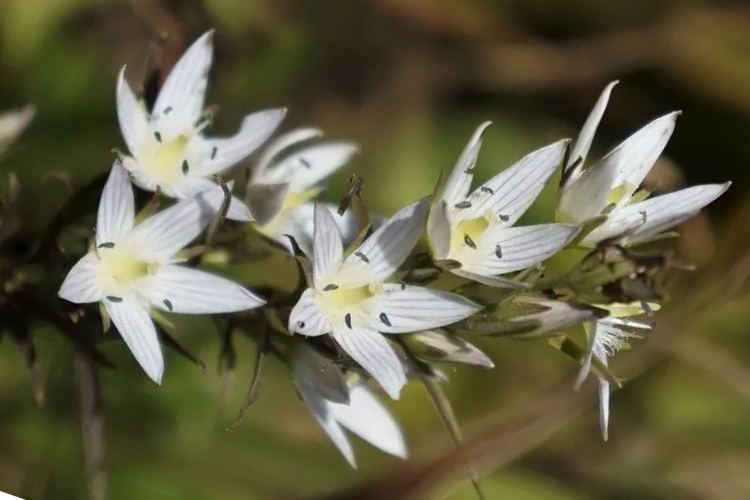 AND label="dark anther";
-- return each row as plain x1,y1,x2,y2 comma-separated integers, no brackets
454,201,472,209
154,132,162,143
494,244,503,259
297,321,306,329
163,298,173,311
300,158,311,168
354,252,370,263
480,186,494,195
400,281,406,291
379,312,392,327
463,234,477,249
344,313,352,329
106,296,123,303
98,242,115,249
323,284,339,292
182,160,189,175
211,146,218,160
164,106,173,115
499,214,510,222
